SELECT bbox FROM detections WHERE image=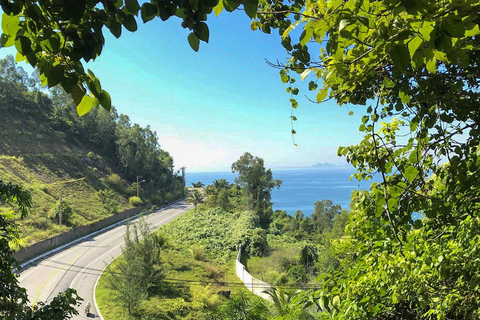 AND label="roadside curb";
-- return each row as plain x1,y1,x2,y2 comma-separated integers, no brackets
93,200,190,320
19,197,186,270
